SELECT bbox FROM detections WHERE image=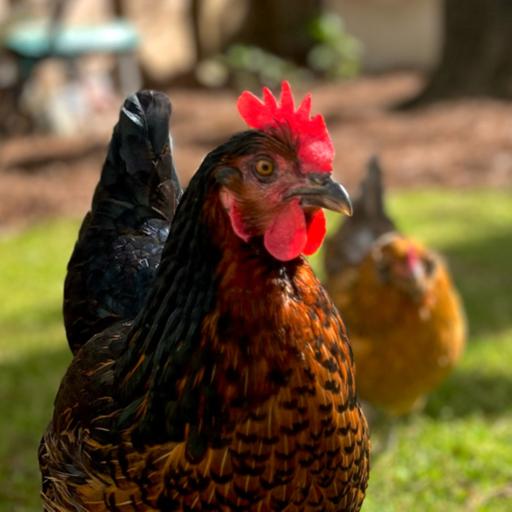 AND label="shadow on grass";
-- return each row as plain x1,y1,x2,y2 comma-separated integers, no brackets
425,369,512,419
0,344,70,511
442,228,512,338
